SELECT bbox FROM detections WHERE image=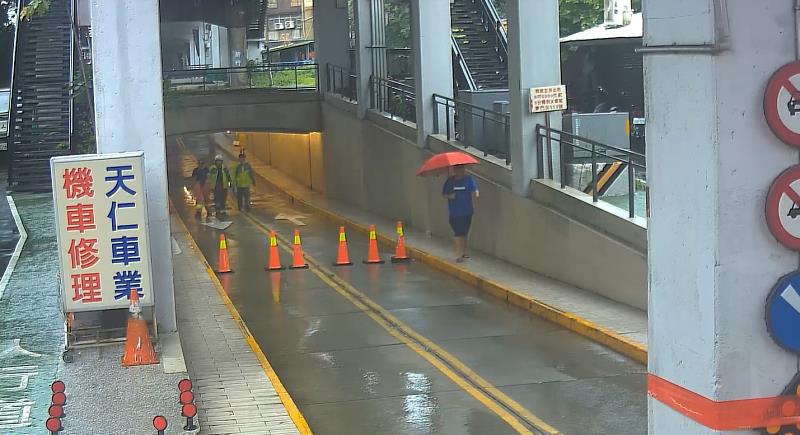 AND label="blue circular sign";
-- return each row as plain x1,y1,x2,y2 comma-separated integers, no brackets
766,271,800,354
